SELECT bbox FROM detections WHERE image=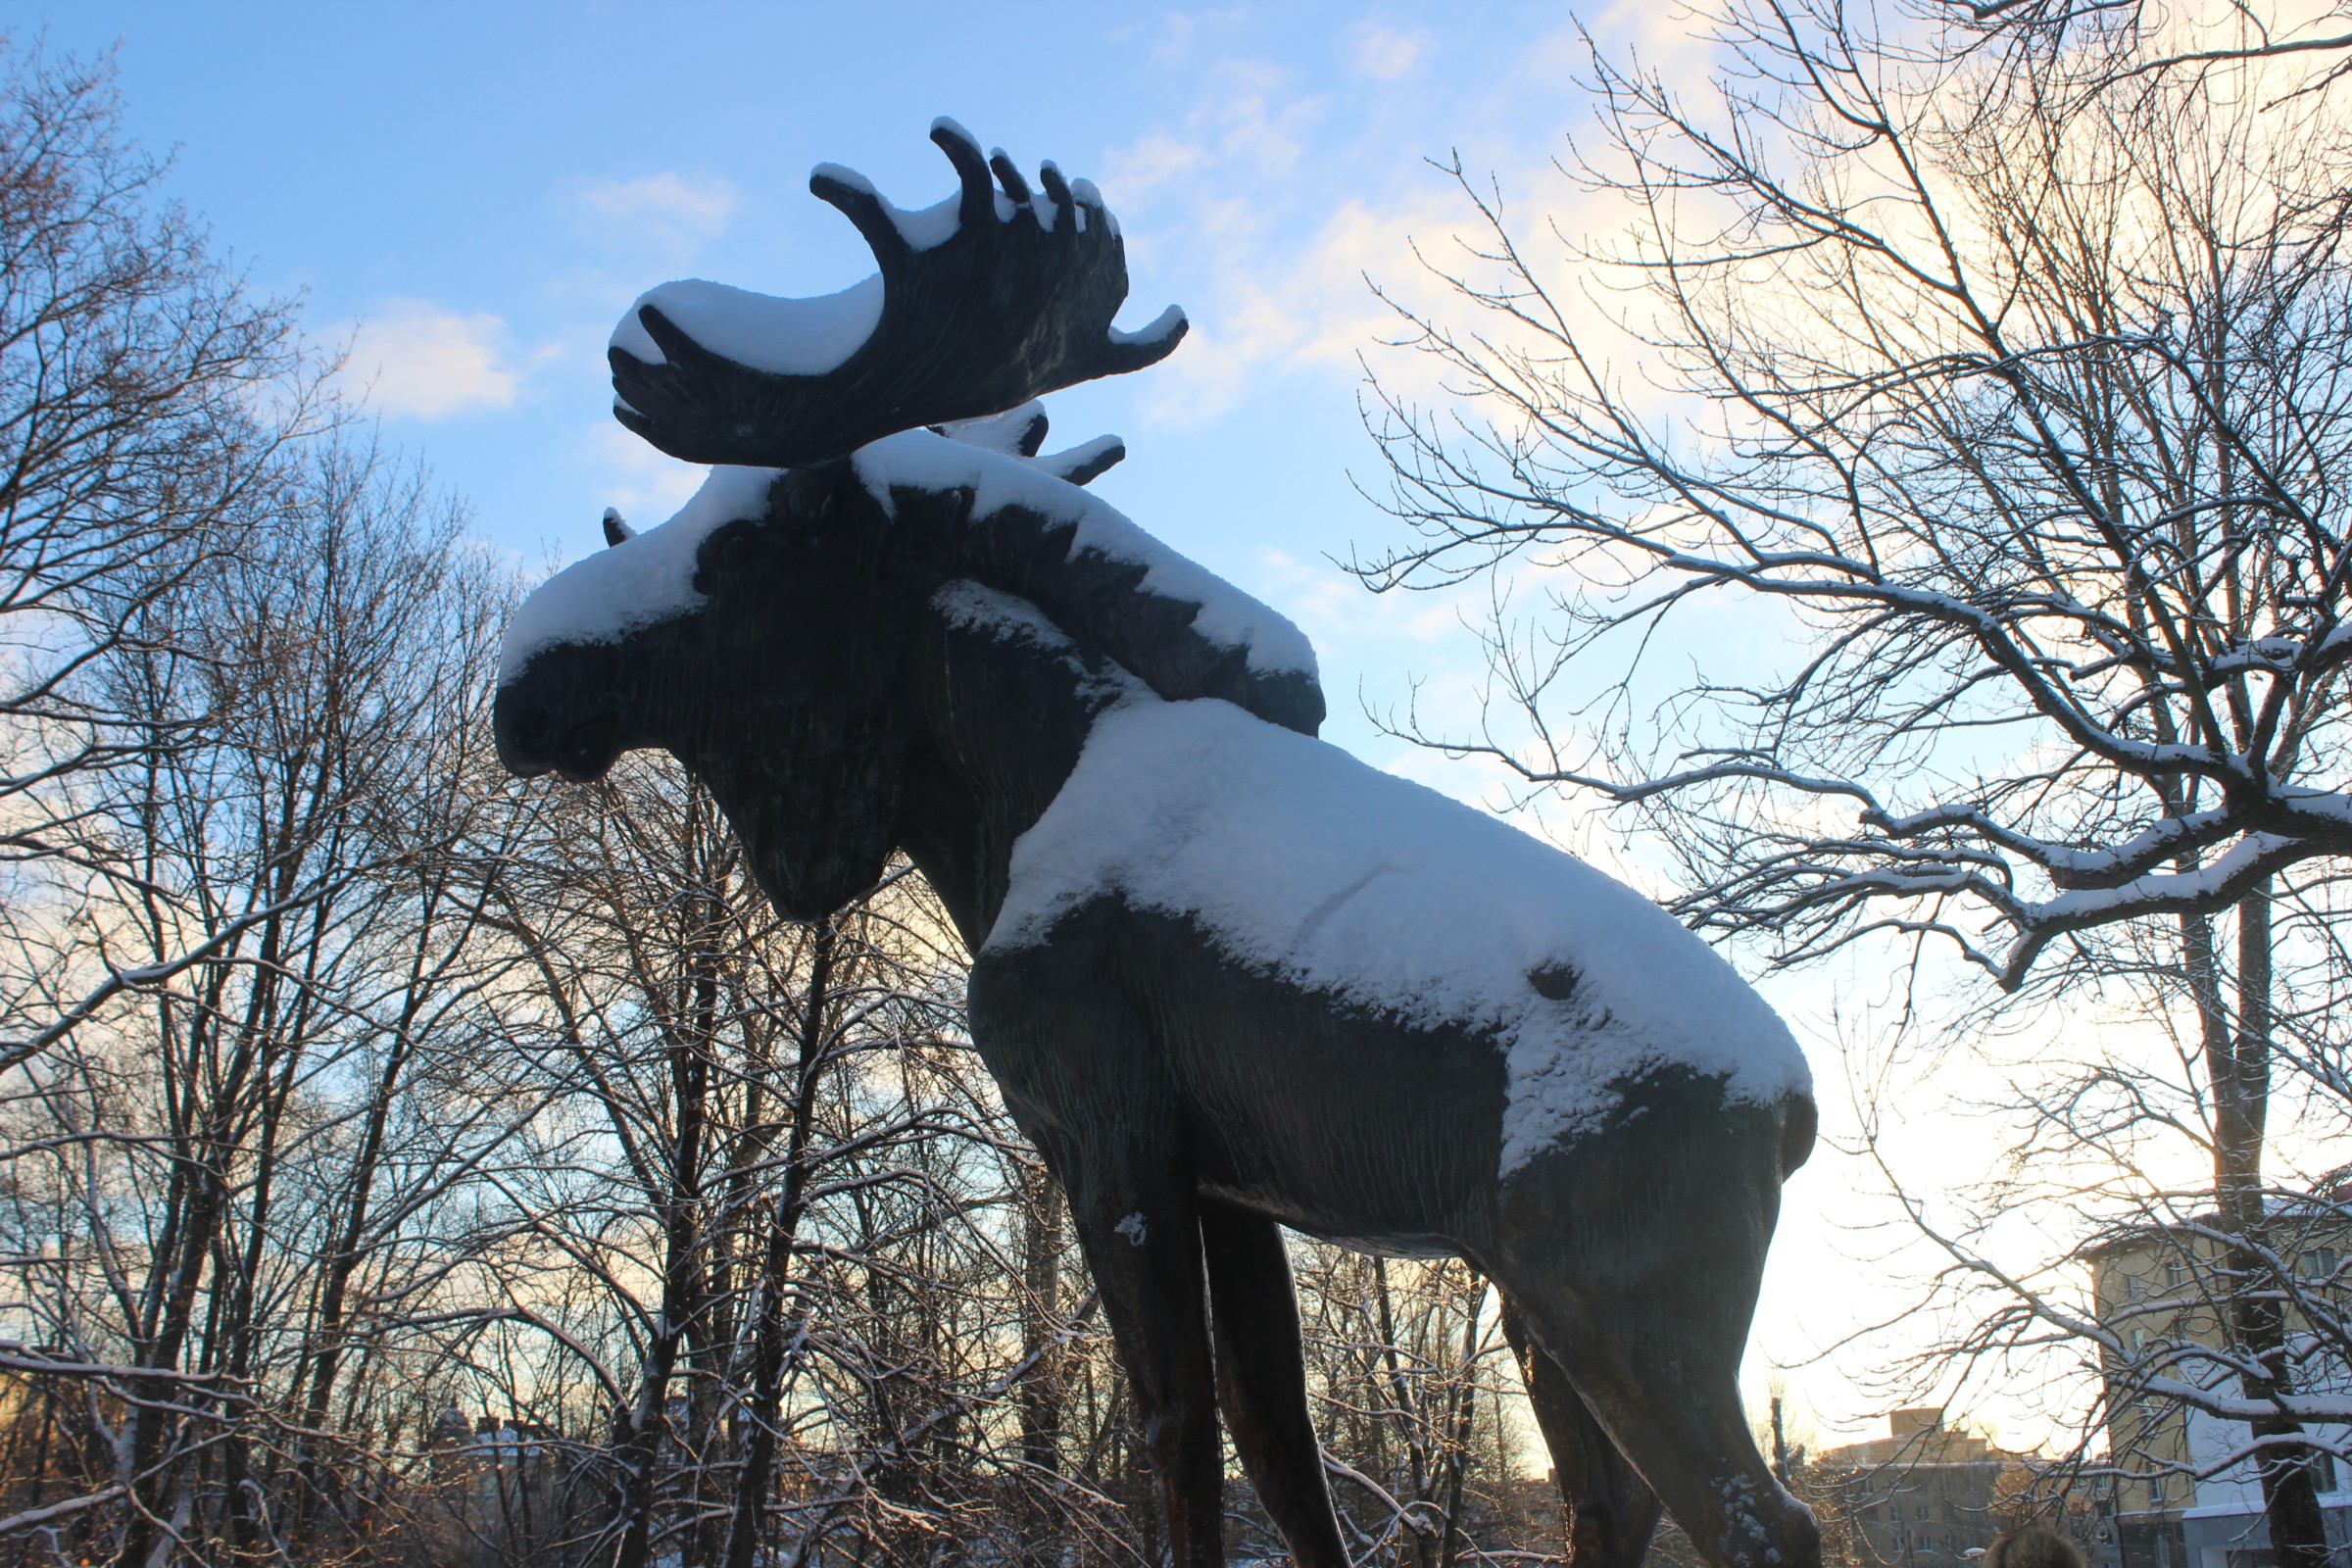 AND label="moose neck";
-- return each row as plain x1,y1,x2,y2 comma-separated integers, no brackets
893,581,1139,955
